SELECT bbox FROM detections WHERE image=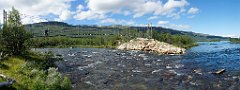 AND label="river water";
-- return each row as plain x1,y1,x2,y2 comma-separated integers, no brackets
35,41,240,90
